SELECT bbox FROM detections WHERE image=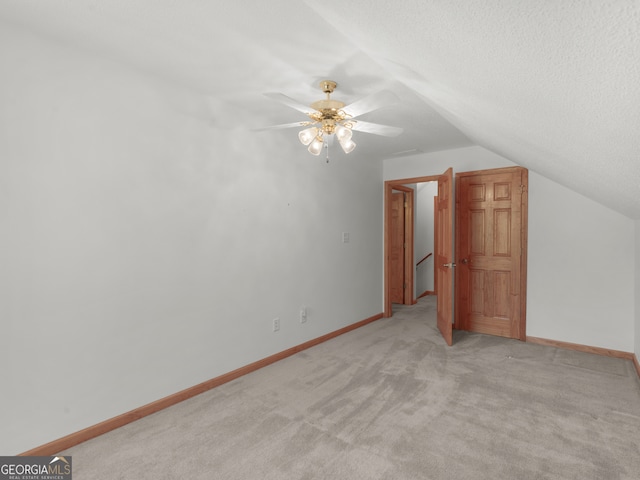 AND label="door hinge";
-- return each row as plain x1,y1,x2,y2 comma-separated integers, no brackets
519,184,527,194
